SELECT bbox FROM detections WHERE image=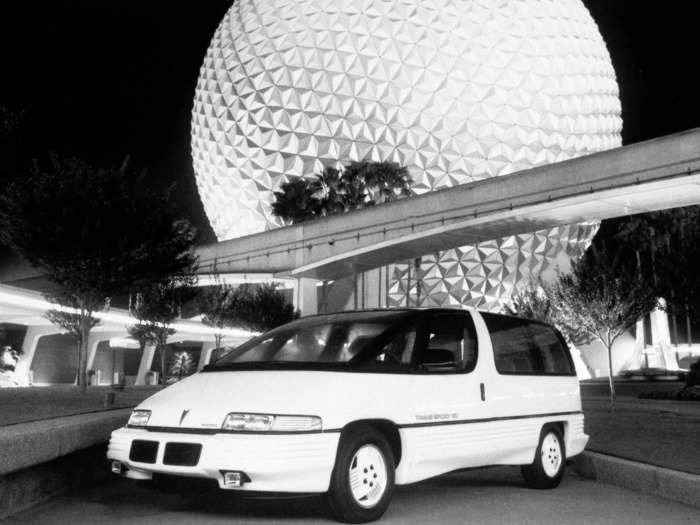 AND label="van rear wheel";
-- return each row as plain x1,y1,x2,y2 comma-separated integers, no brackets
521,426,566,489
326,427,394,523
